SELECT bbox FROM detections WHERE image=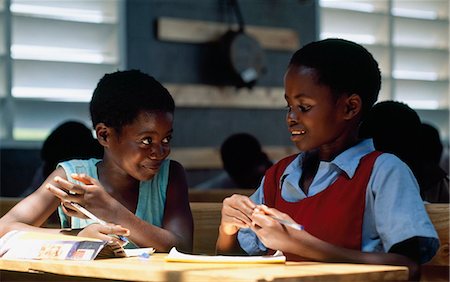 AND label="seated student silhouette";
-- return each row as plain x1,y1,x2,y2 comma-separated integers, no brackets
416,123,449,203
440,143,449,175
359,100,449,203
359,100,421,172
195,133,273,190
22,120,103,197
